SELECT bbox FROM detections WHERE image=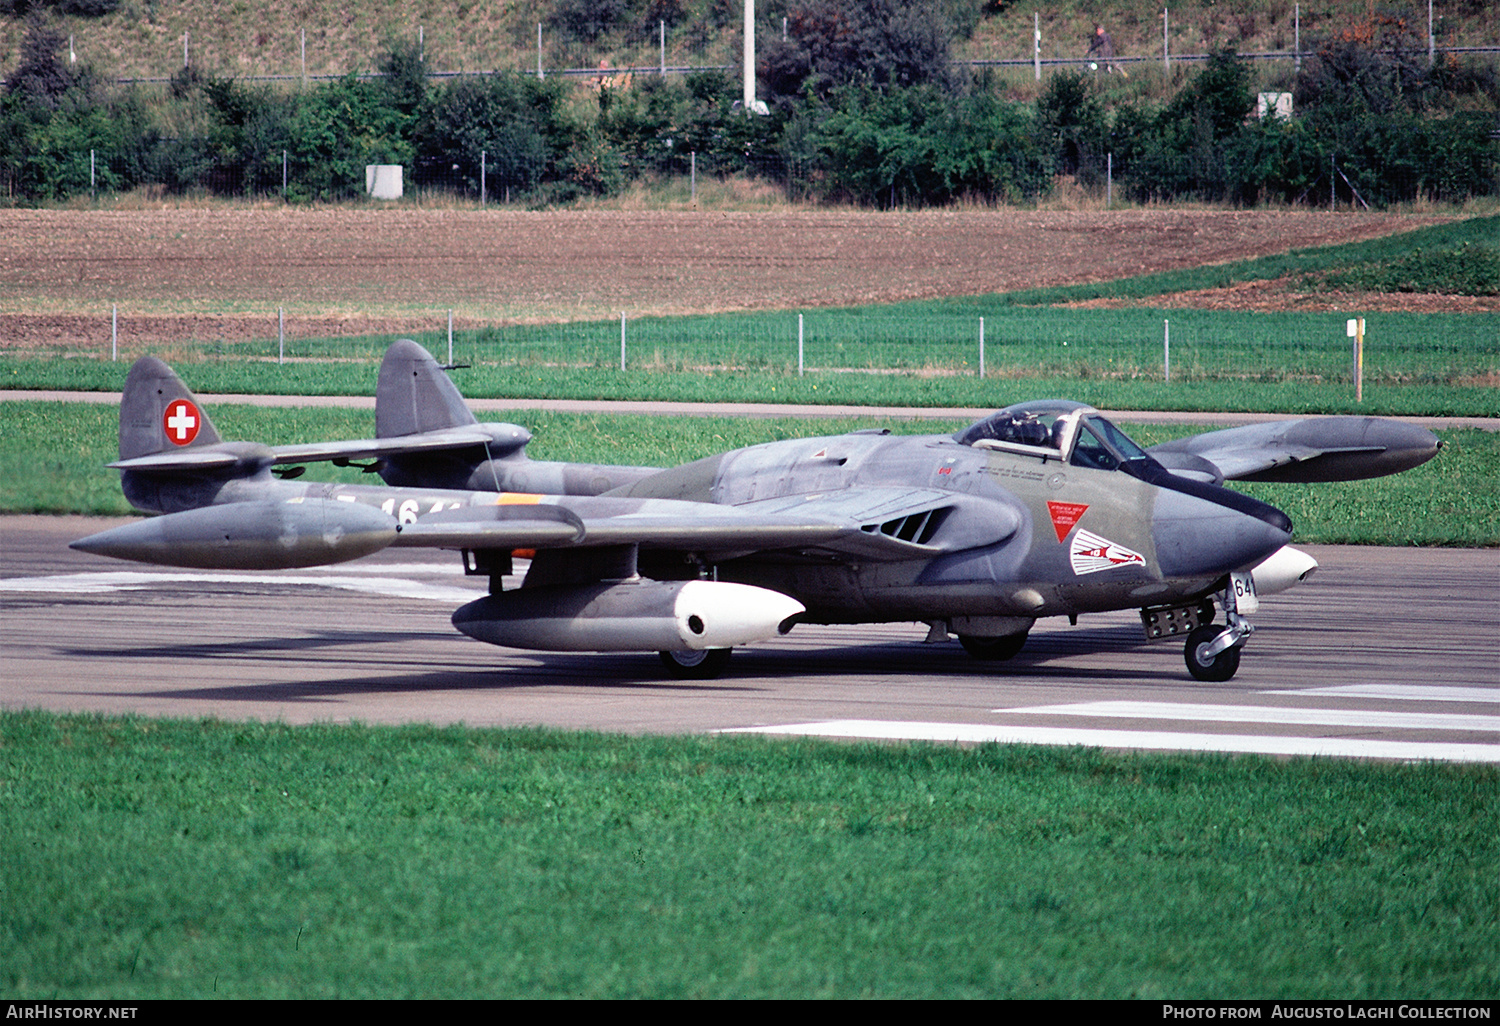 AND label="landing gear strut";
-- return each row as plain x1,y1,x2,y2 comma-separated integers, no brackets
659,648,733,679
1184,576,1256,682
